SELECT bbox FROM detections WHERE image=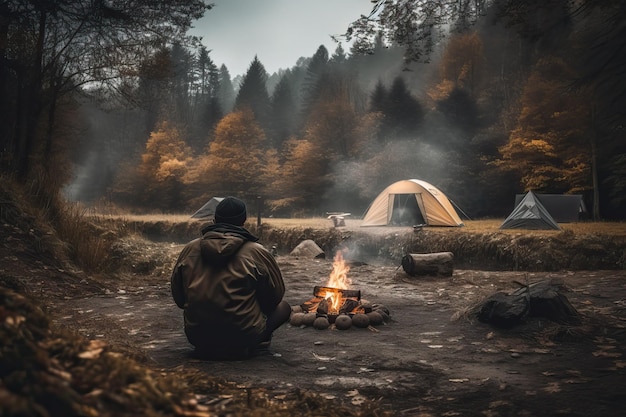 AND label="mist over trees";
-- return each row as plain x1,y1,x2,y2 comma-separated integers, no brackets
2,1,625,220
